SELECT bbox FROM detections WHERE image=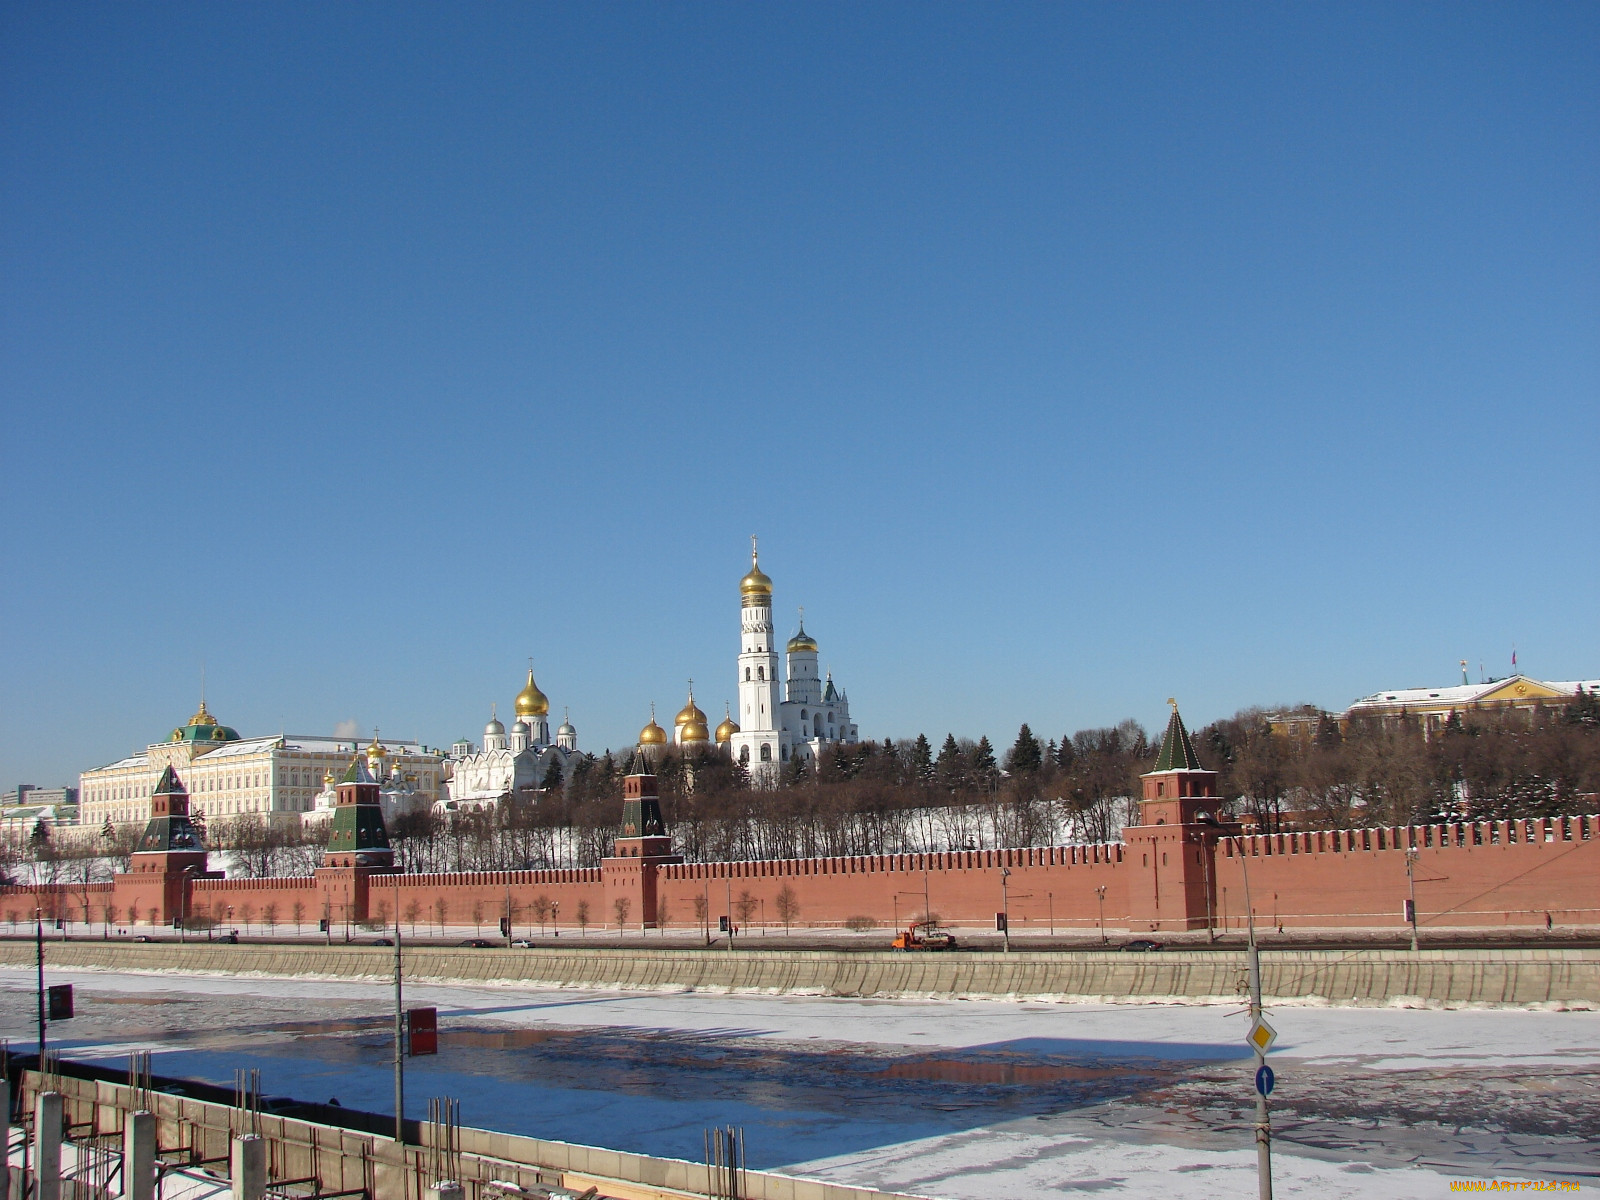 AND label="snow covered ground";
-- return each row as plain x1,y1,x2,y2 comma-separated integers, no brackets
3,966,1595,1198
